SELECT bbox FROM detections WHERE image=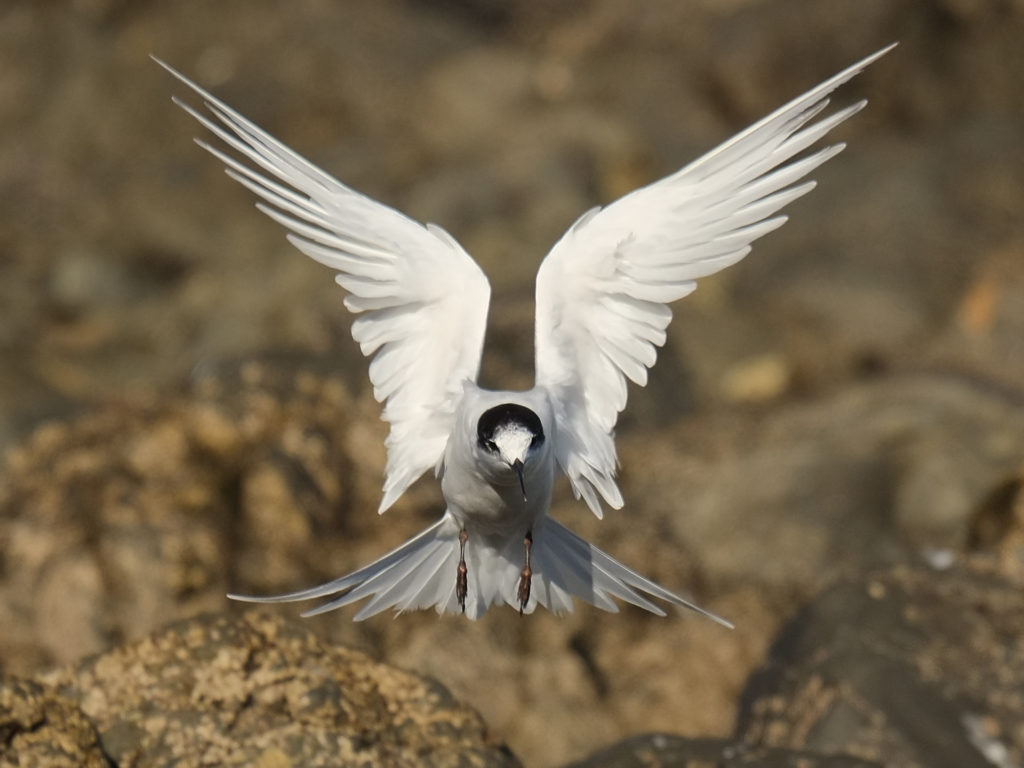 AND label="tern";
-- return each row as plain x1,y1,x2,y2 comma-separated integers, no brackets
155,43,894,624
